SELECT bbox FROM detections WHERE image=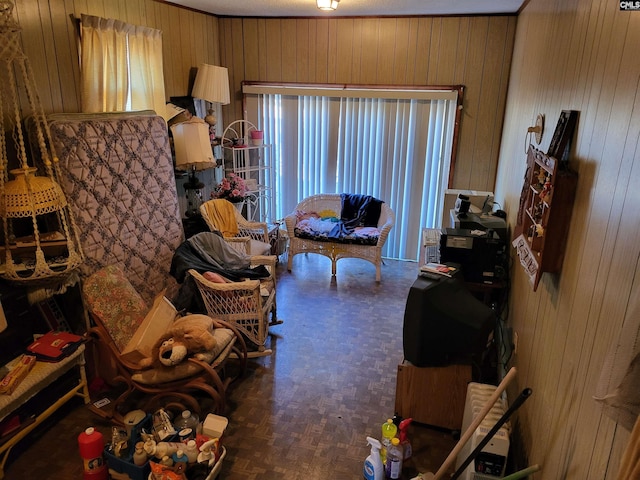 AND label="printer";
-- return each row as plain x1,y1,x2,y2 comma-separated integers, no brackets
440,228,506,283
449,210,508,242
